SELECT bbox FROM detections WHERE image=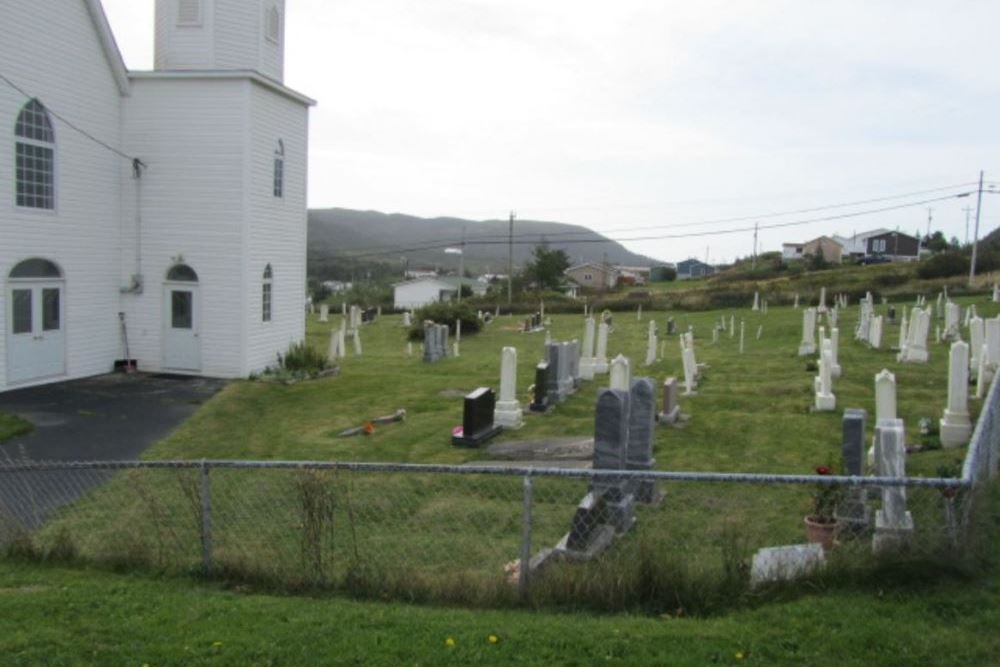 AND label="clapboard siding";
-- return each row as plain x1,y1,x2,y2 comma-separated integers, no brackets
0,0,125,391
122,78,249,378
244,82,308,373
155,0,216,71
